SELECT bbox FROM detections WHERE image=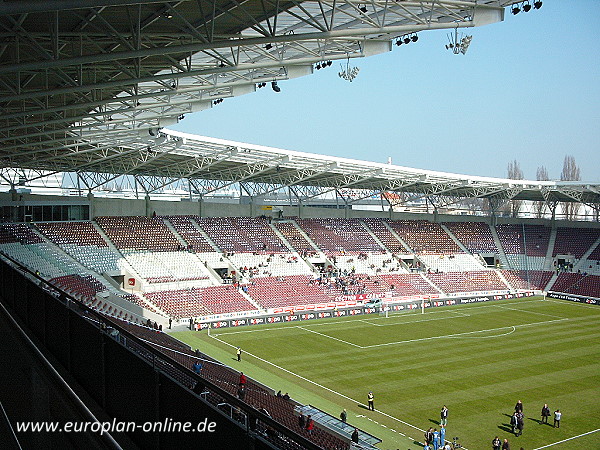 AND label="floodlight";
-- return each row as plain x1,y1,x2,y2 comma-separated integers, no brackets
523,2,532,12
411,34,418,42
359,5,368,13
271,81,281,92
404,36,410,44
533,1,542,9
511,5,520,14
